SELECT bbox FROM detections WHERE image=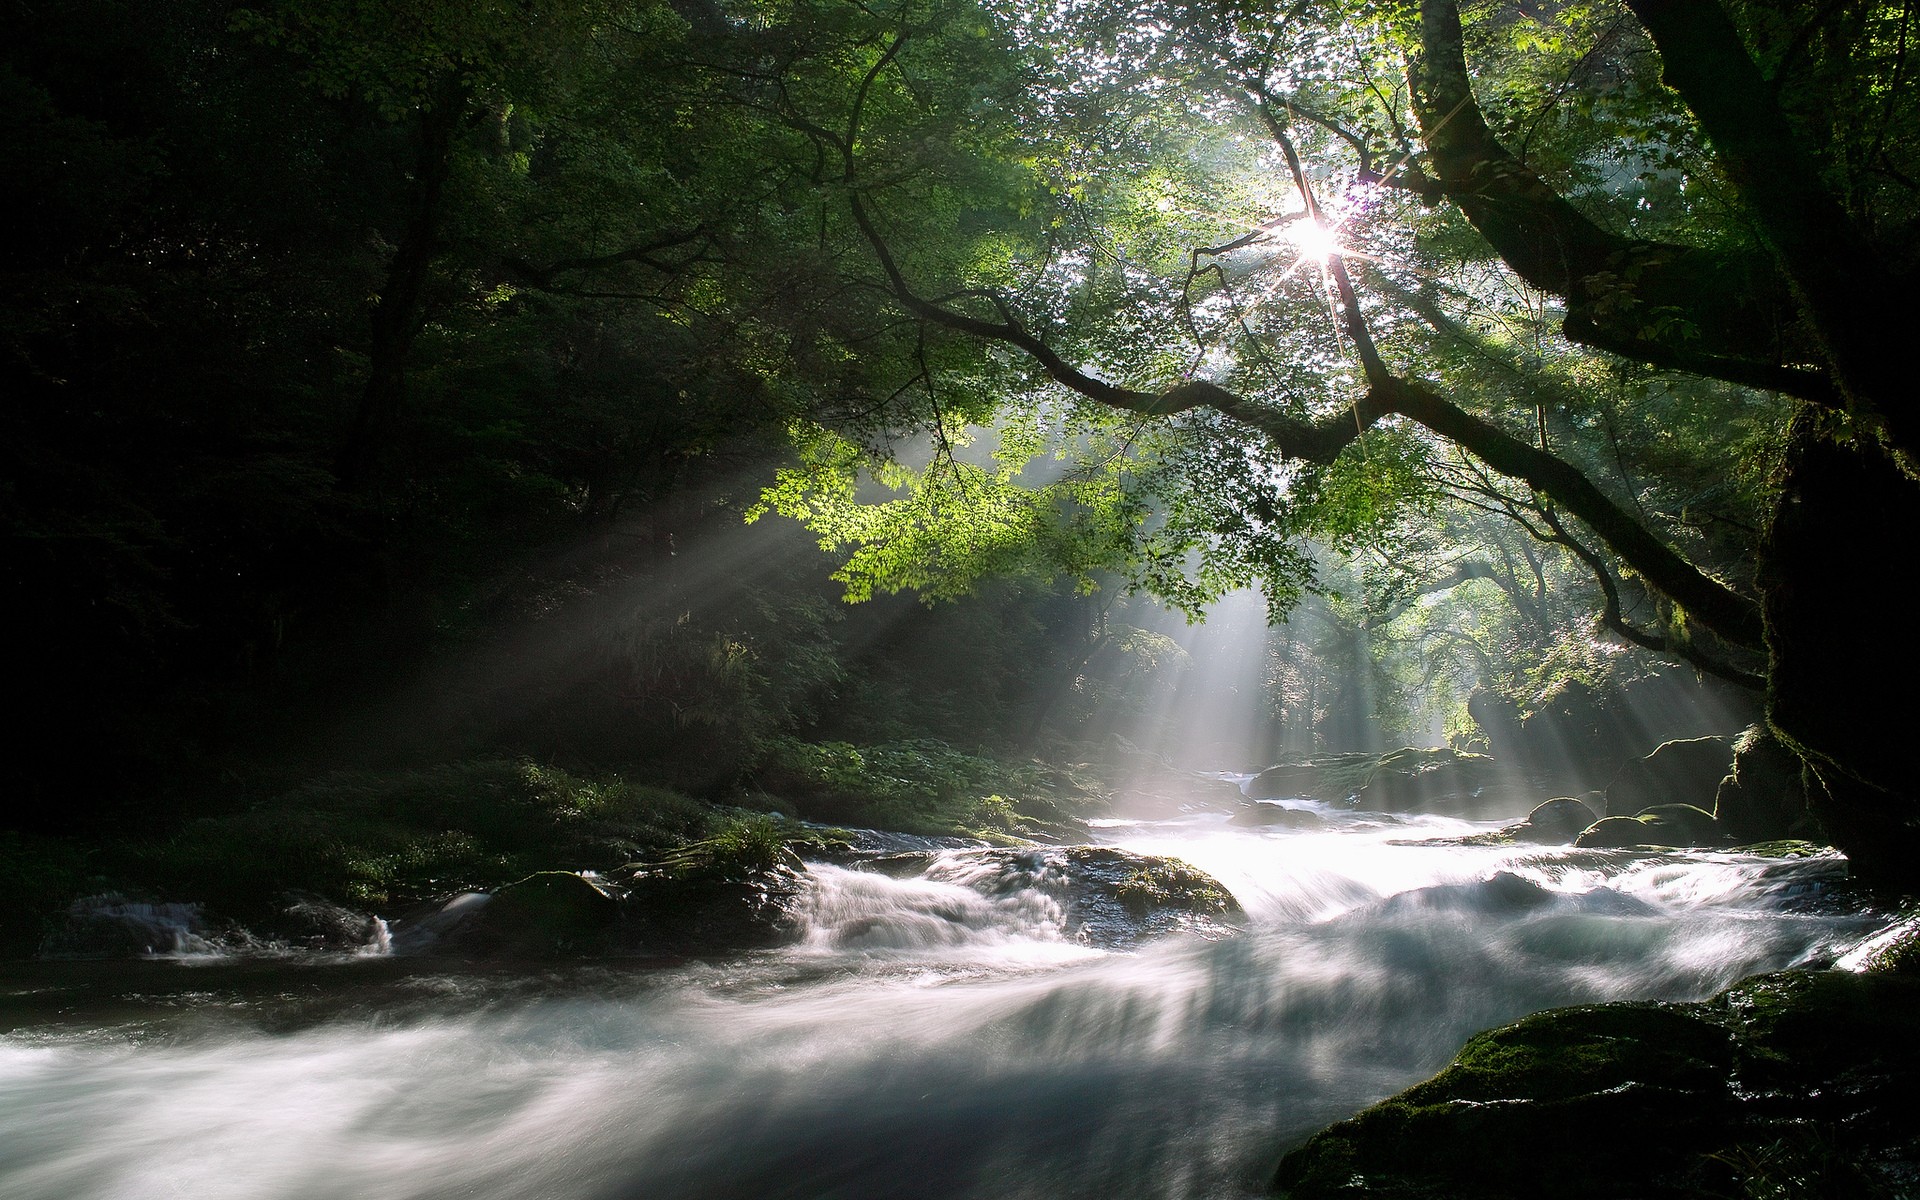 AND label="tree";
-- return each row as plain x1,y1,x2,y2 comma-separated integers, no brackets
729,0,1920,888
